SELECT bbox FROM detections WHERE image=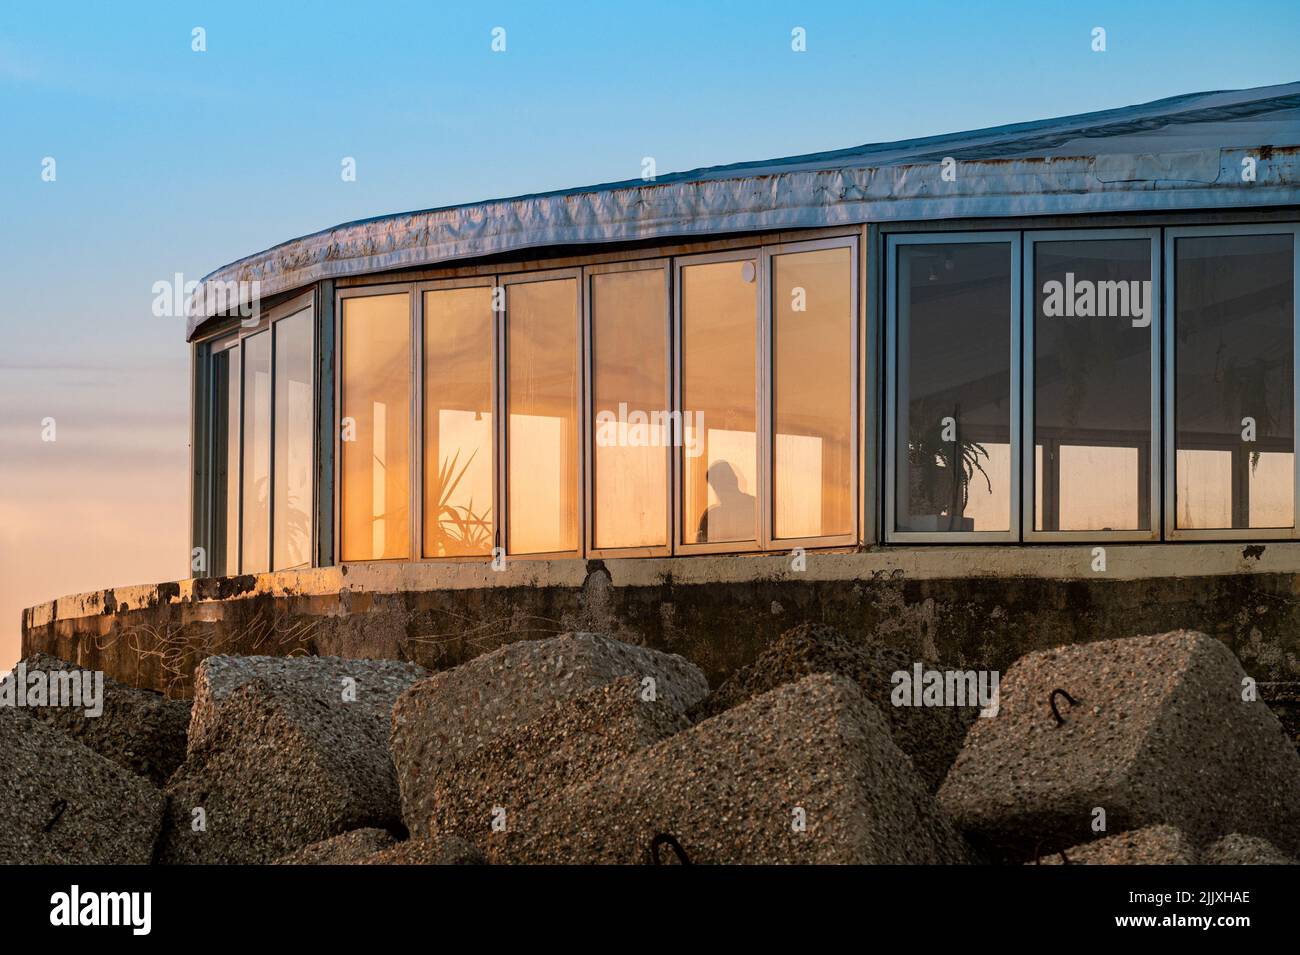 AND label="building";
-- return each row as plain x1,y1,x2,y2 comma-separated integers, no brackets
23,83,1300,695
